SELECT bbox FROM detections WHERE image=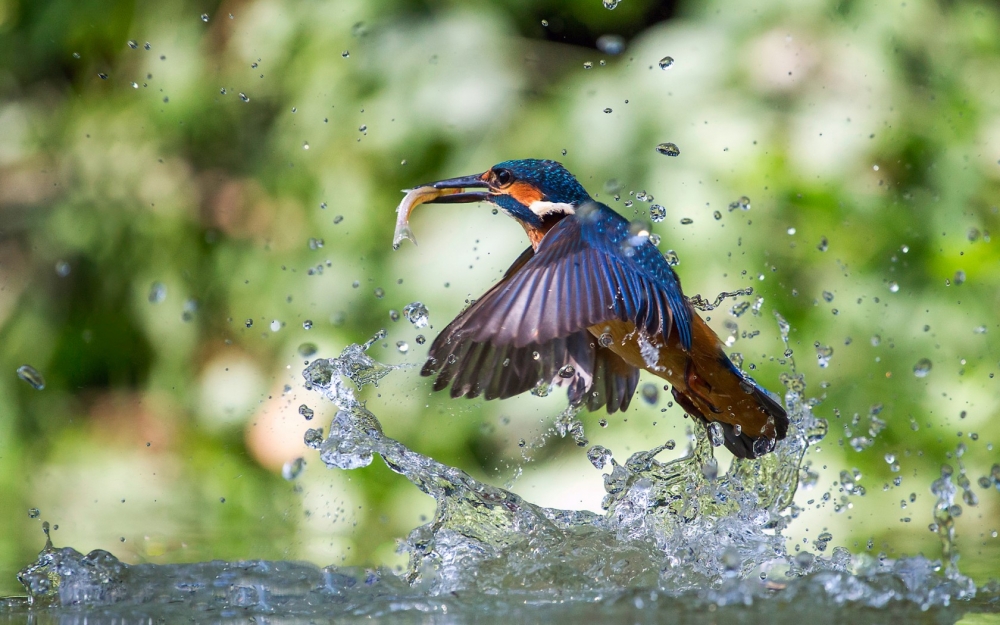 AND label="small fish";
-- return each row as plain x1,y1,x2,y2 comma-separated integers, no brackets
392,186,460,250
